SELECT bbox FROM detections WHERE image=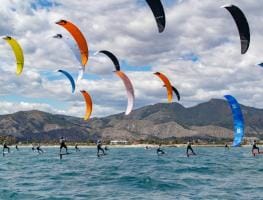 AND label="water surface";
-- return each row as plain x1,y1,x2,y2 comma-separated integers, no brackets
0,147,262,200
